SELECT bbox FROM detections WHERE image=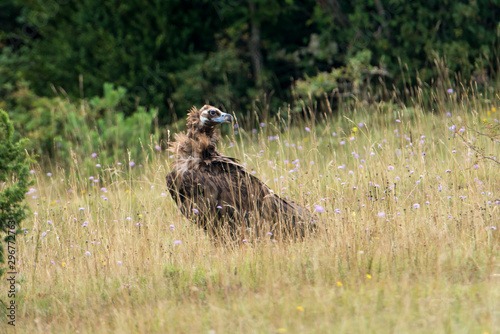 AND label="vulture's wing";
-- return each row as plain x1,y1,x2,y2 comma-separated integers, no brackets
166,154,316,238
